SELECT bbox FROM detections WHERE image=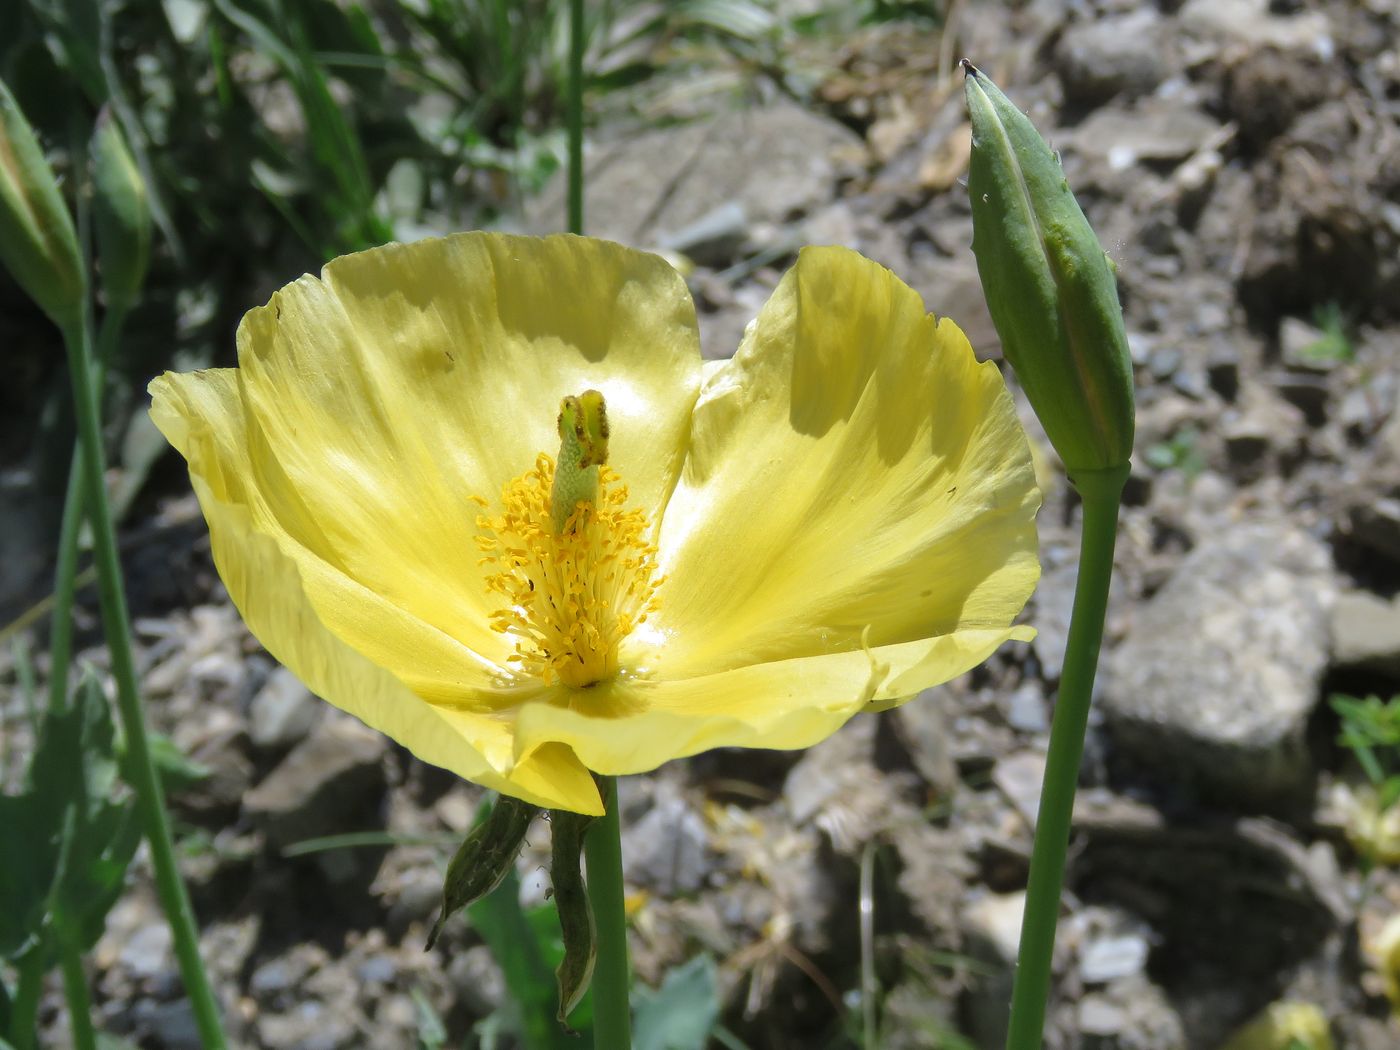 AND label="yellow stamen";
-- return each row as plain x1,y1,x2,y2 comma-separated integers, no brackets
476,454,663,688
